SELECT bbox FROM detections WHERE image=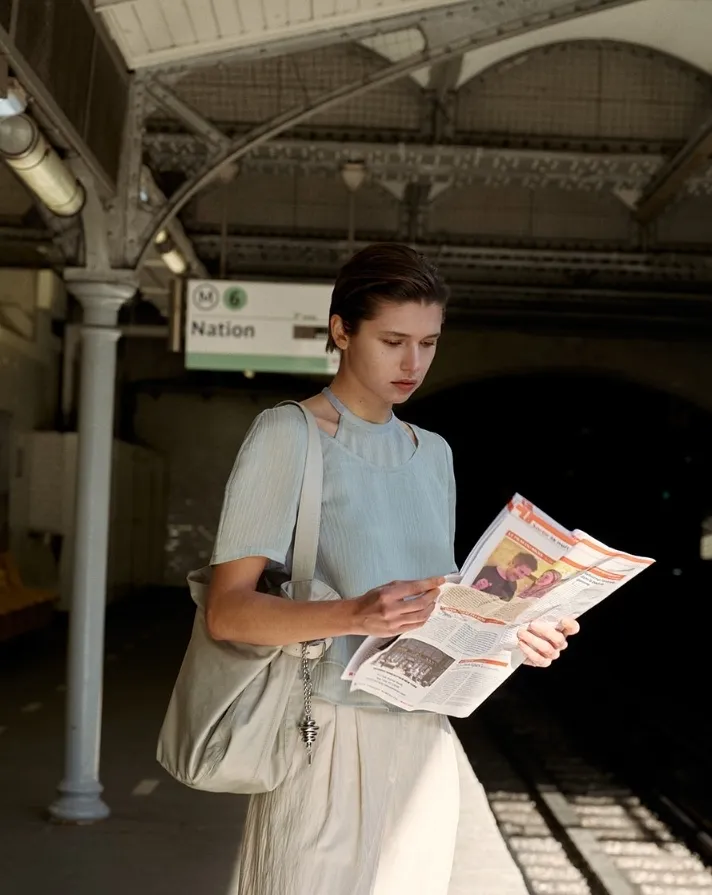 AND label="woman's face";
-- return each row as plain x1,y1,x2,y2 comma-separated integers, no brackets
334,301,443,405
537,570,558,588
